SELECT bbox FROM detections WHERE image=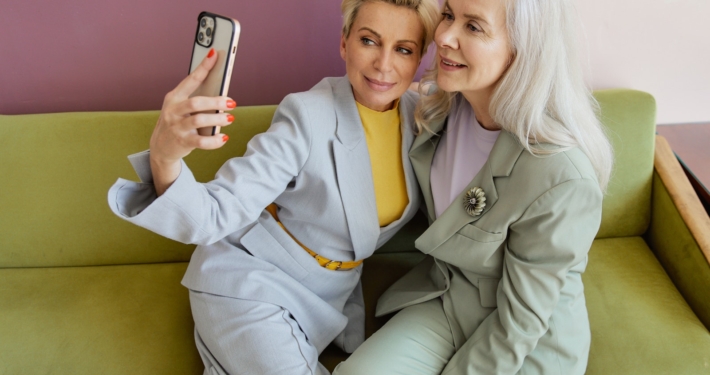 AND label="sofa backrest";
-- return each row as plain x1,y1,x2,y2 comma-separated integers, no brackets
593,89,657,238
0,106,277,268
0,90,657,268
